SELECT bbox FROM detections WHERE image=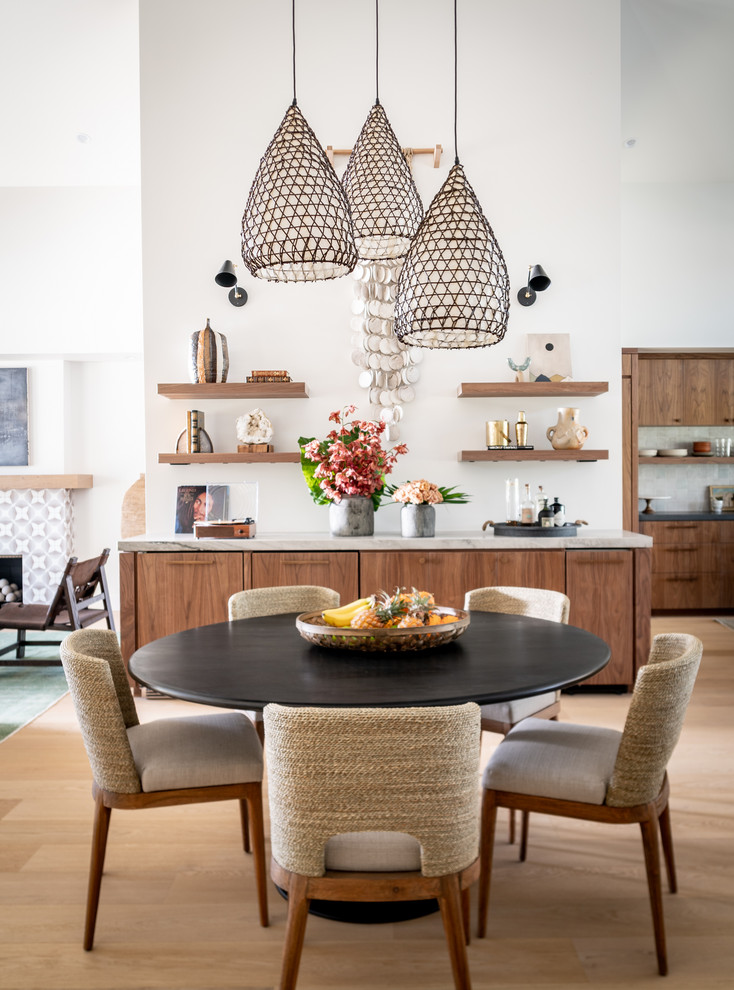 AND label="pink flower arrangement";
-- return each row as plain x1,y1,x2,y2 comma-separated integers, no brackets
298,405,408,509
387,480,471,505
